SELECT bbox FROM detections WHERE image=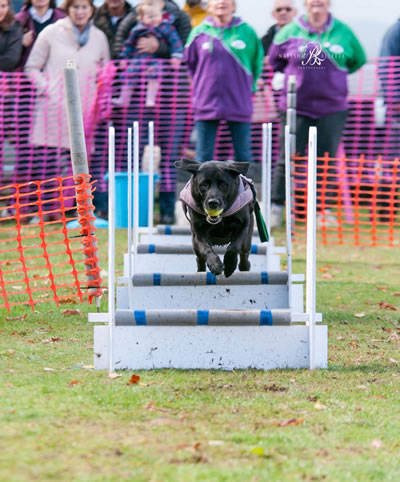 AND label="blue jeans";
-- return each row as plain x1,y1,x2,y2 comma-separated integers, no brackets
195,120,252,163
